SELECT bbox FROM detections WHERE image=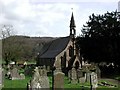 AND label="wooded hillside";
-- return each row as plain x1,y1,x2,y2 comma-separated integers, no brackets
2,35,56,63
